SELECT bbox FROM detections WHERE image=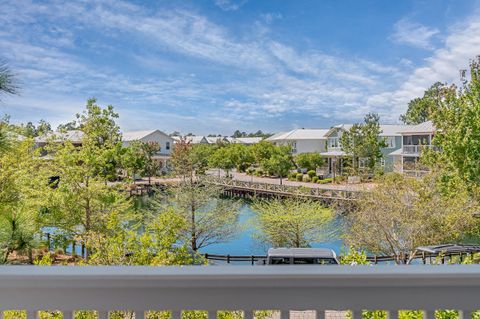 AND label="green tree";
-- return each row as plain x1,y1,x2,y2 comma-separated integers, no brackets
294,152,323,171
252,197,333,248
45,100,130,260
167,181,241,252
85,209,195,266
0,61,18,98
341,113,387,175
400,82,452,125
142,141,161,183
424,57,480,193
0,139,52,263
345,173,478,264
262,145,294,184
208,145,237,177
169,140,241,252
122,140,147,183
